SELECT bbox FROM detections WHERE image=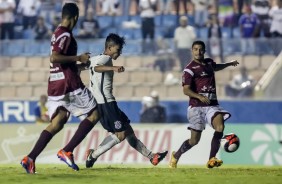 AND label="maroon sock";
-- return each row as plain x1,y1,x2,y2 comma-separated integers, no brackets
209,131,223,159
174,139,192,160
63,119,94,152
28,130,53,161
